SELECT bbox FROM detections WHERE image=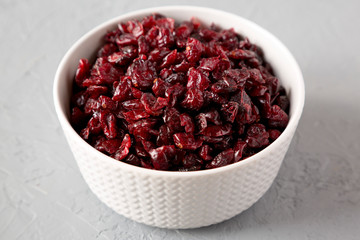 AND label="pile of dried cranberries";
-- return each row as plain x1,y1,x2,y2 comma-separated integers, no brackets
70,13,290,171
